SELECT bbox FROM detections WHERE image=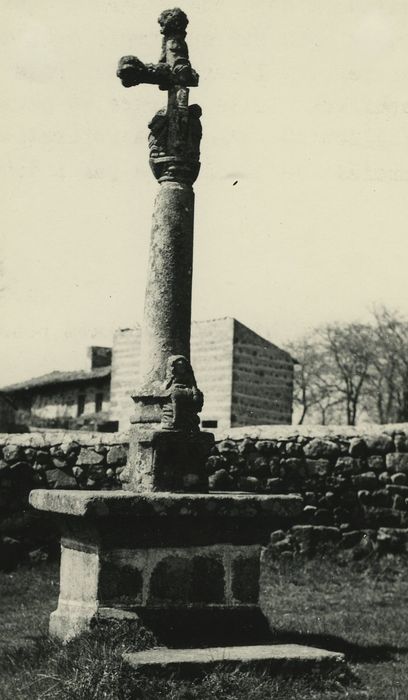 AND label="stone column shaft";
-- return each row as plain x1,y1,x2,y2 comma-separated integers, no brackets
140,181,194,391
